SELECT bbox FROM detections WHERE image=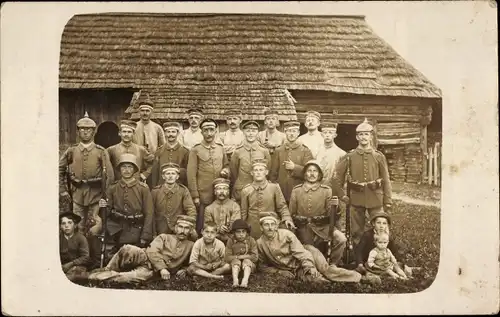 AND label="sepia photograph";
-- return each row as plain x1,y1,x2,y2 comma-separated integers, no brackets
1,1,498,315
